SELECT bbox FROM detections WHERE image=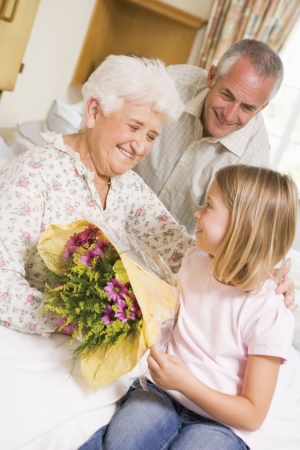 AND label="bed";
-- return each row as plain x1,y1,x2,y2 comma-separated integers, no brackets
0,292,299,450
0,111,300,450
